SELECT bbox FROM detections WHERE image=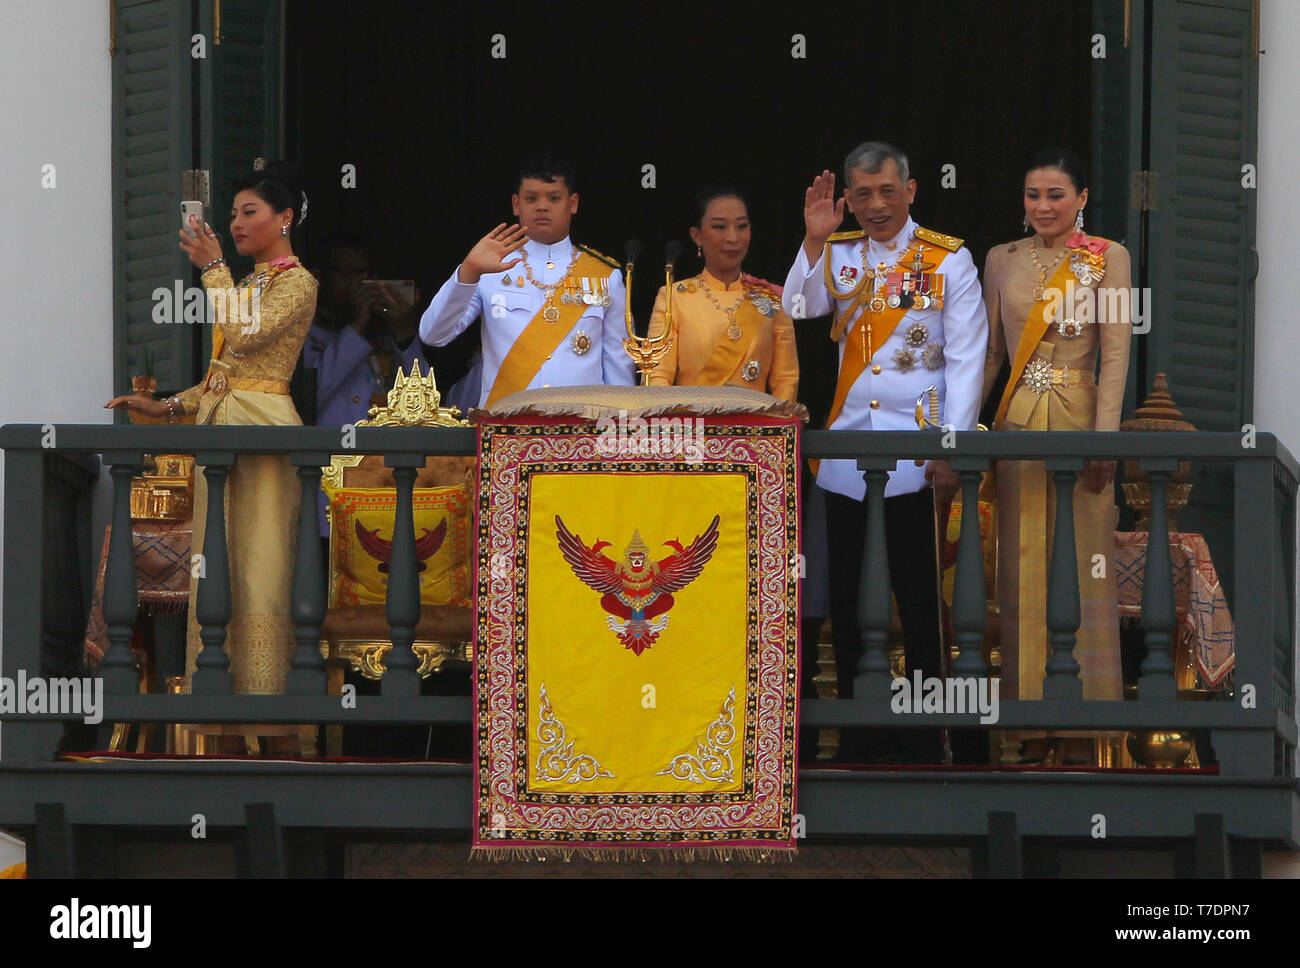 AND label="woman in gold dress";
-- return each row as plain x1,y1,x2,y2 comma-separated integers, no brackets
981,149,1131,765
106,161,318,754
647,188,798,401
